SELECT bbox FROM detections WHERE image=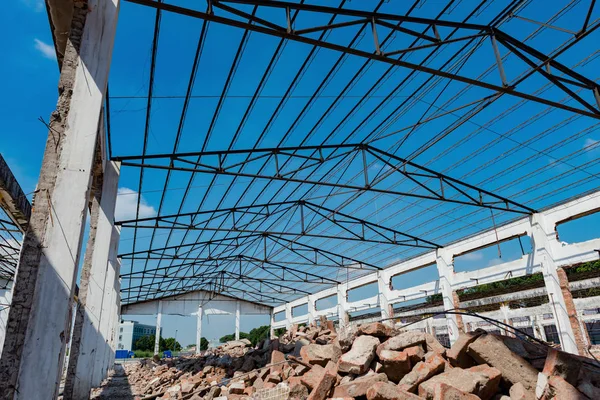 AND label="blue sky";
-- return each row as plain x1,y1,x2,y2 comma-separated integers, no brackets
2,0,600,347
